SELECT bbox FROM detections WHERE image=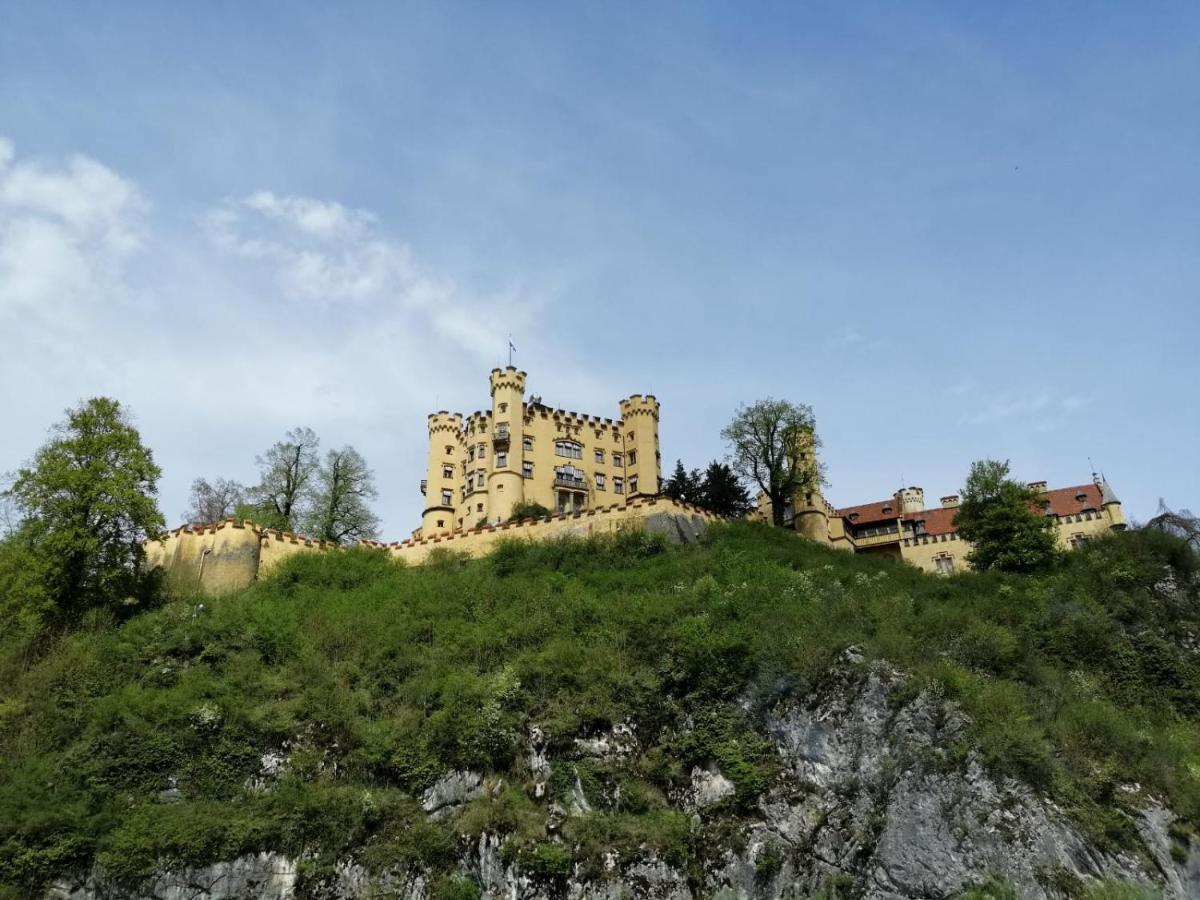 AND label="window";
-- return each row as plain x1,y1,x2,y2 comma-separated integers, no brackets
436,519,444,528
614,476,624,495
522,461,533,477
595,473,606,489
442,465,454,479
613,453,624,468
934,556,954,575
555,440,582,459
628,431,636,442
496,451,508,467
478,443,486,458
628,450,637,465
523,437,533,451
594,449,604,464
468,446,475,461
630,475,639,494
499,402,508,413
440,490,453,506
476,472,485,488
476,503,483,513
445,445,453,455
